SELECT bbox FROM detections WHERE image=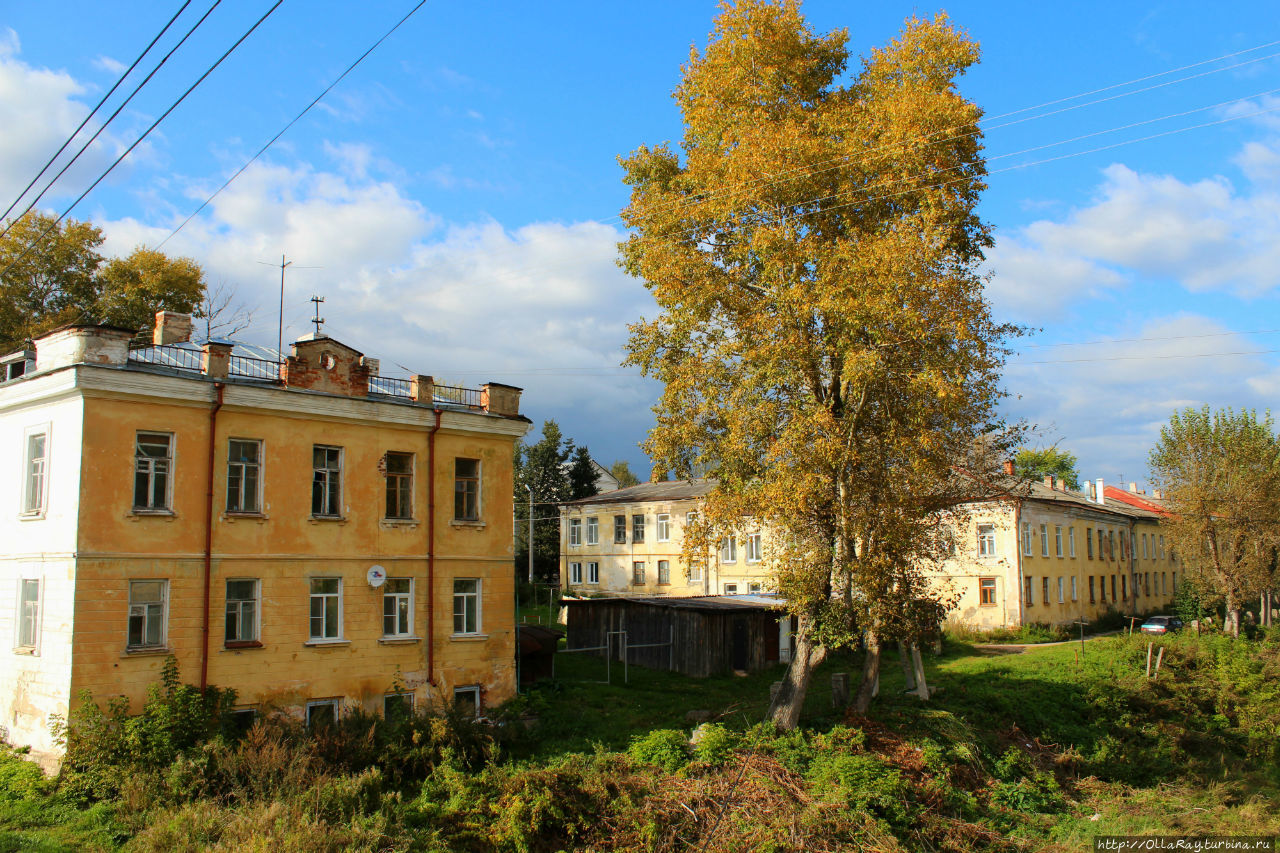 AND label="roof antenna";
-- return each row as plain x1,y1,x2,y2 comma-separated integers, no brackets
257,254,320,358
310,295,326,336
